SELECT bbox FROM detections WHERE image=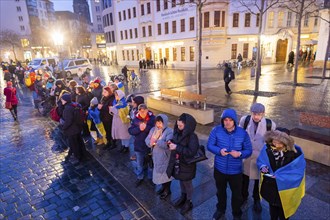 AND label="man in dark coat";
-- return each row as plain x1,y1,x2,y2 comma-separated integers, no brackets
60,94,86,162
223,63,234,95
128,104,155,187
166,113,199,215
